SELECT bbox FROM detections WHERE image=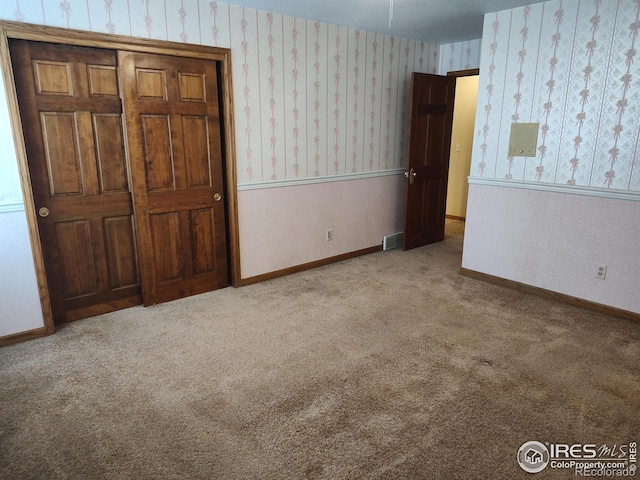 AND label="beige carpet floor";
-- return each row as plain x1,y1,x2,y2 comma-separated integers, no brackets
1,220,639,479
